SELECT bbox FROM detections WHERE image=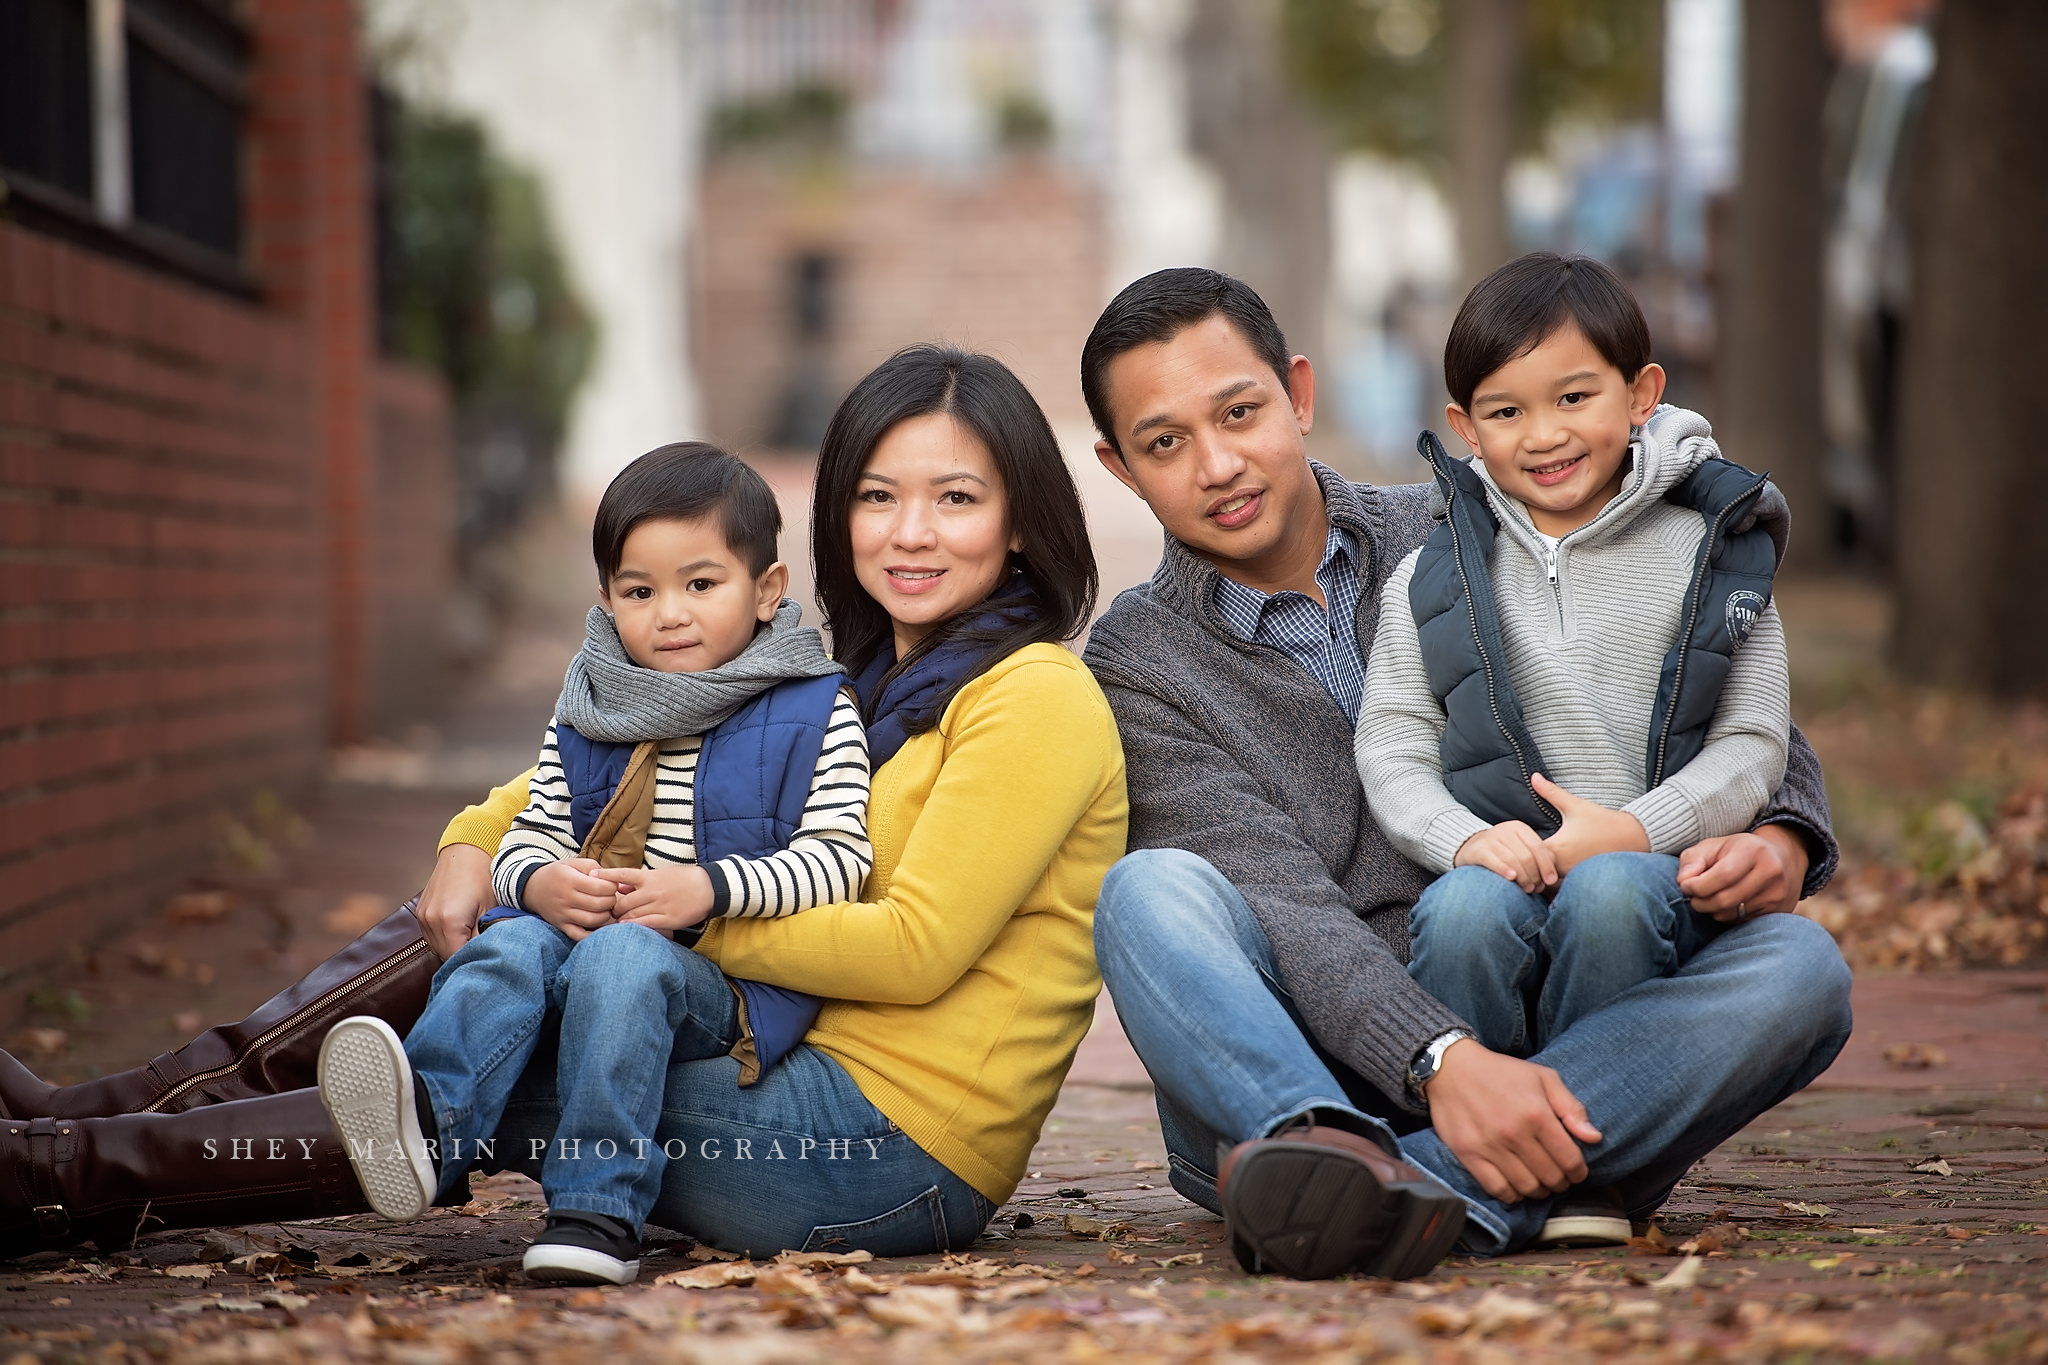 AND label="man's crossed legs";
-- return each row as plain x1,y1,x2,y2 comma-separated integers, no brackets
1094,849,1852,1270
